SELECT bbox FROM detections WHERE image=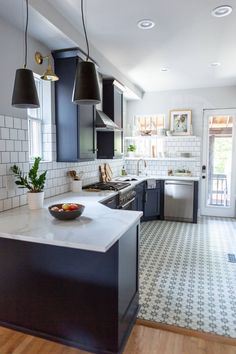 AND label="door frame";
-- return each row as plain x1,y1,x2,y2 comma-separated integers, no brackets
201,108,236,217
